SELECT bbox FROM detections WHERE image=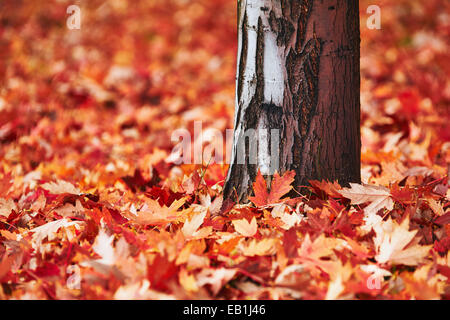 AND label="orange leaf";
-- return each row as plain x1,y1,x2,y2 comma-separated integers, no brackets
248,170,269,206
249,170,295,206
232,217,257,237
